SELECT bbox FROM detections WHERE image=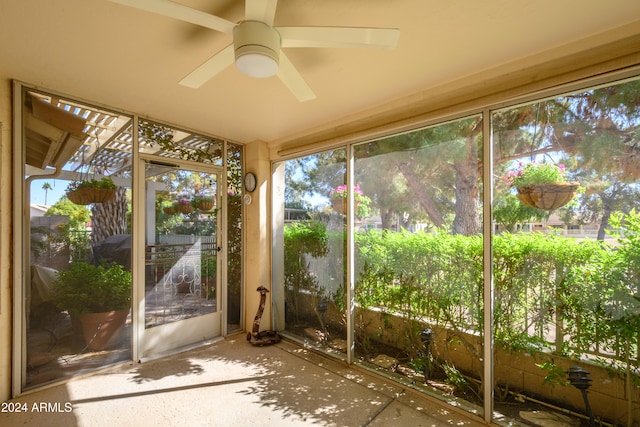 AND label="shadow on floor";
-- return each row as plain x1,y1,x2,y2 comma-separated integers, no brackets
5,337,496,427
